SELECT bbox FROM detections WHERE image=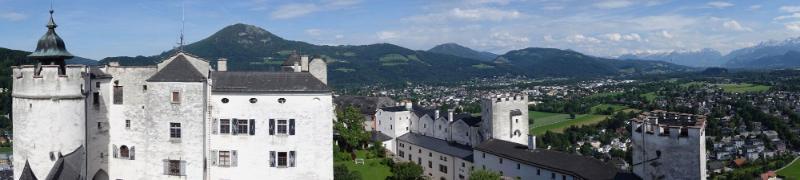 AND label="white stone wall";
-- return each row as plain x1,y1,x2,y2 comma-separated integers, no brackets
376,109,411,154
473,150,575,180
432,118,451,141
12,65,87,179
309,58,327,85
209,93,333,180
481,95,528,145
631,122,707,180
